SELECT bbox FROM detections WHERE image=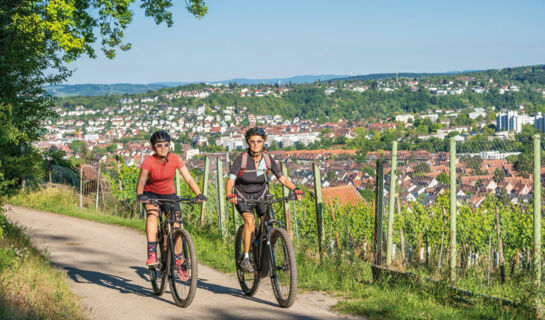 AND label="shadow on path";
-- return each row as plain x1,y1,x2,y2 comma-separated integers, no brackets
131,265,276,307
63,266,176,306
